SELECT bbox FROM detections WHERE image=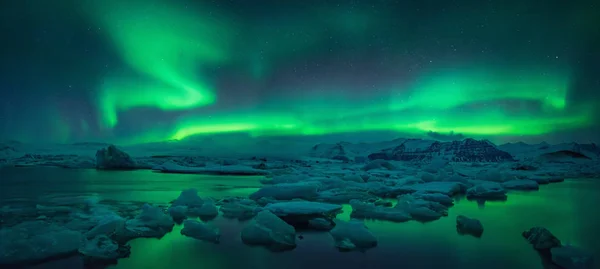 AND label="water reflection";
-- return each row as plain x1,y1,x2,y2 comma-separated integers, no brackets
0,167,262,203
111,179,600,269
1,167,597,269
